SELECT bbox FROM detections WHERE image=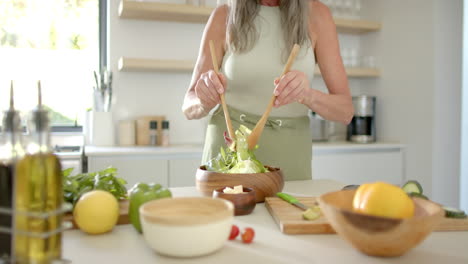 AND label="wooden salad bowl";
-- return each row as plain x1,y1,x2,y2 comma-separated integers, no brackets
196,166,284,203
213,187,256,216
317,189,444,257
